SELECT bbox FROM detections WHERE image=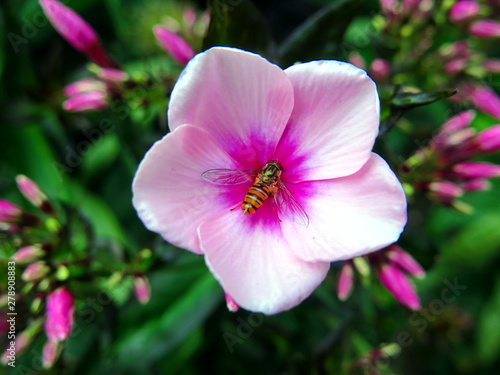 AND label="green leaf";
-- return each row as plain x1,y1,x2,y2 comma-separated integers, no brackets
390,89,458,110
81,133,121,182
0,122,64,196
439,212,500,268
202,0,272,58
278,0,359,67
60,180,136,250
109,270,221,368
